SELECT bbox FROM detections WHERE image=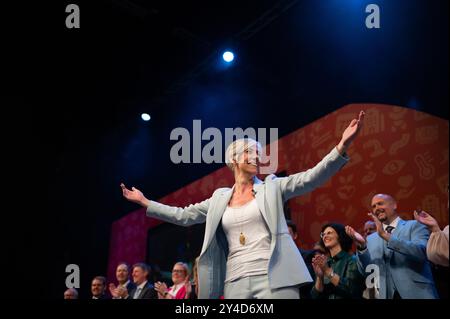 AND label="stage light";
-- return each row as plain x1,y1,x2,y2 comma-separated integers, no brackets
222,51,234,63
141,113,151,121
